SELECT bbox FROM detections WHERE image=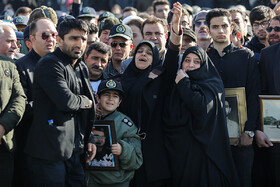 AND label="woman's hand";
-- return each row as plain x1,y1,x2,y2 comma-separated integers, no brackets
171,2,183,34
175,69,188,84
